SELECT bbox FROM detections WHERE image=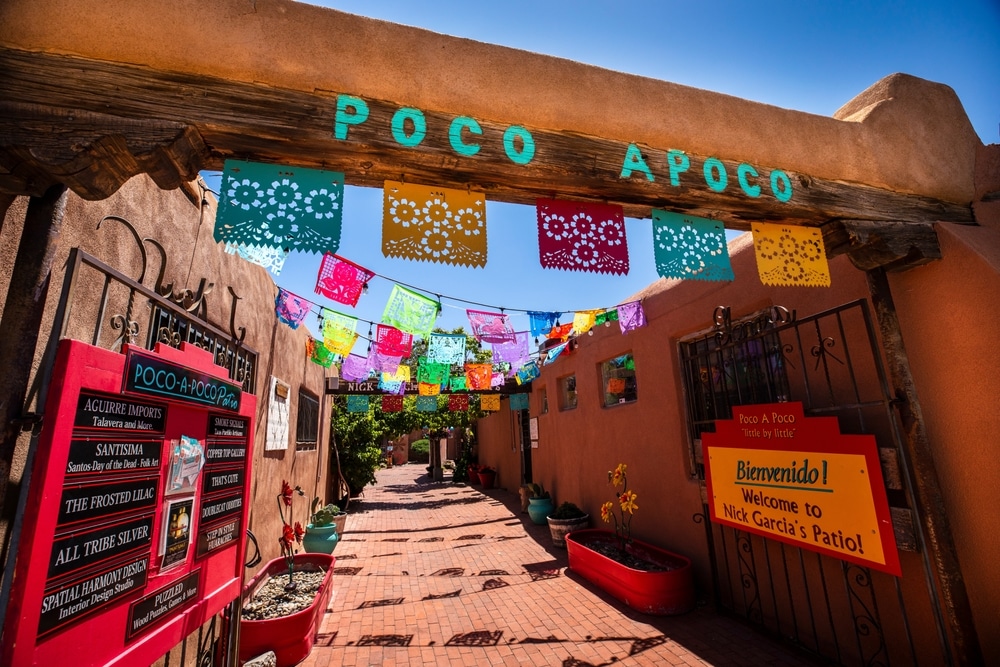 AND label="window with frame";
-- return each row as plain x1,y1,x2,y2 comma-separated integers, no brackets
295,388,320,451
600,353,638,407
540,387,548,414
679,311,791,477
558,375,577,411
